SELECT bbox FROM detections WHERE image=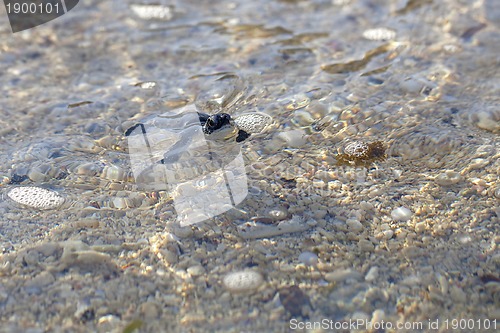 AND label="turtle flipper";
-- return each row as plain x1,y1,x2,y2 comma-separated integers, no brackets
235,130,251,142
